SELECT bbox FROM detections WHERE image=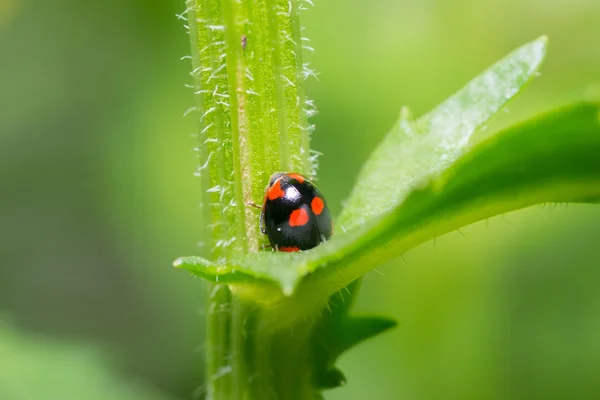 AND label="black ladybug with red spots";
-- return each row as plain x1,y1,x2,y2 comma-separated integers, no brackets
260,172,333,252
